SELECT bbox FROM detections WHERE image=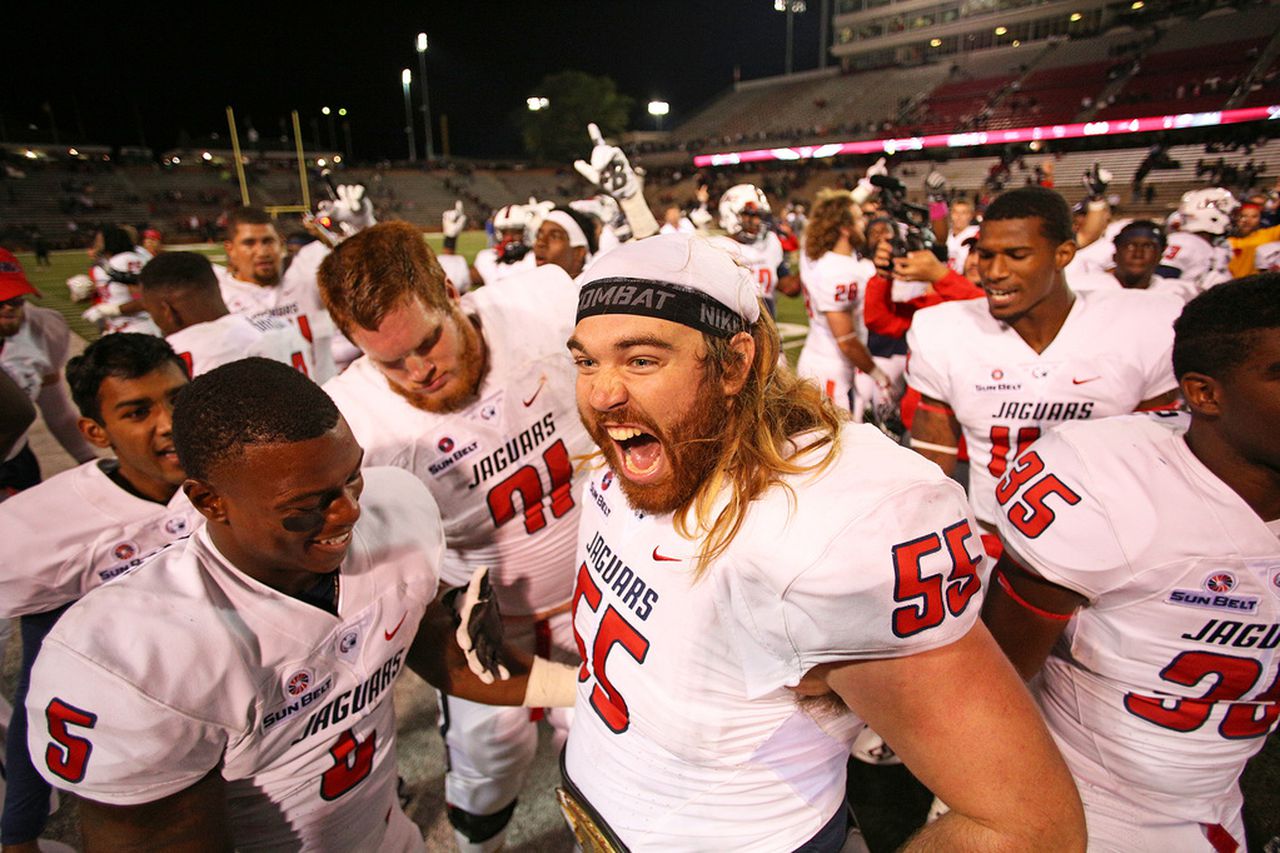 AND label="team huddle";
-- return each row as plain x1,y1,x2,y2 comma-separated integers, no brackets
0,127,1277,853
